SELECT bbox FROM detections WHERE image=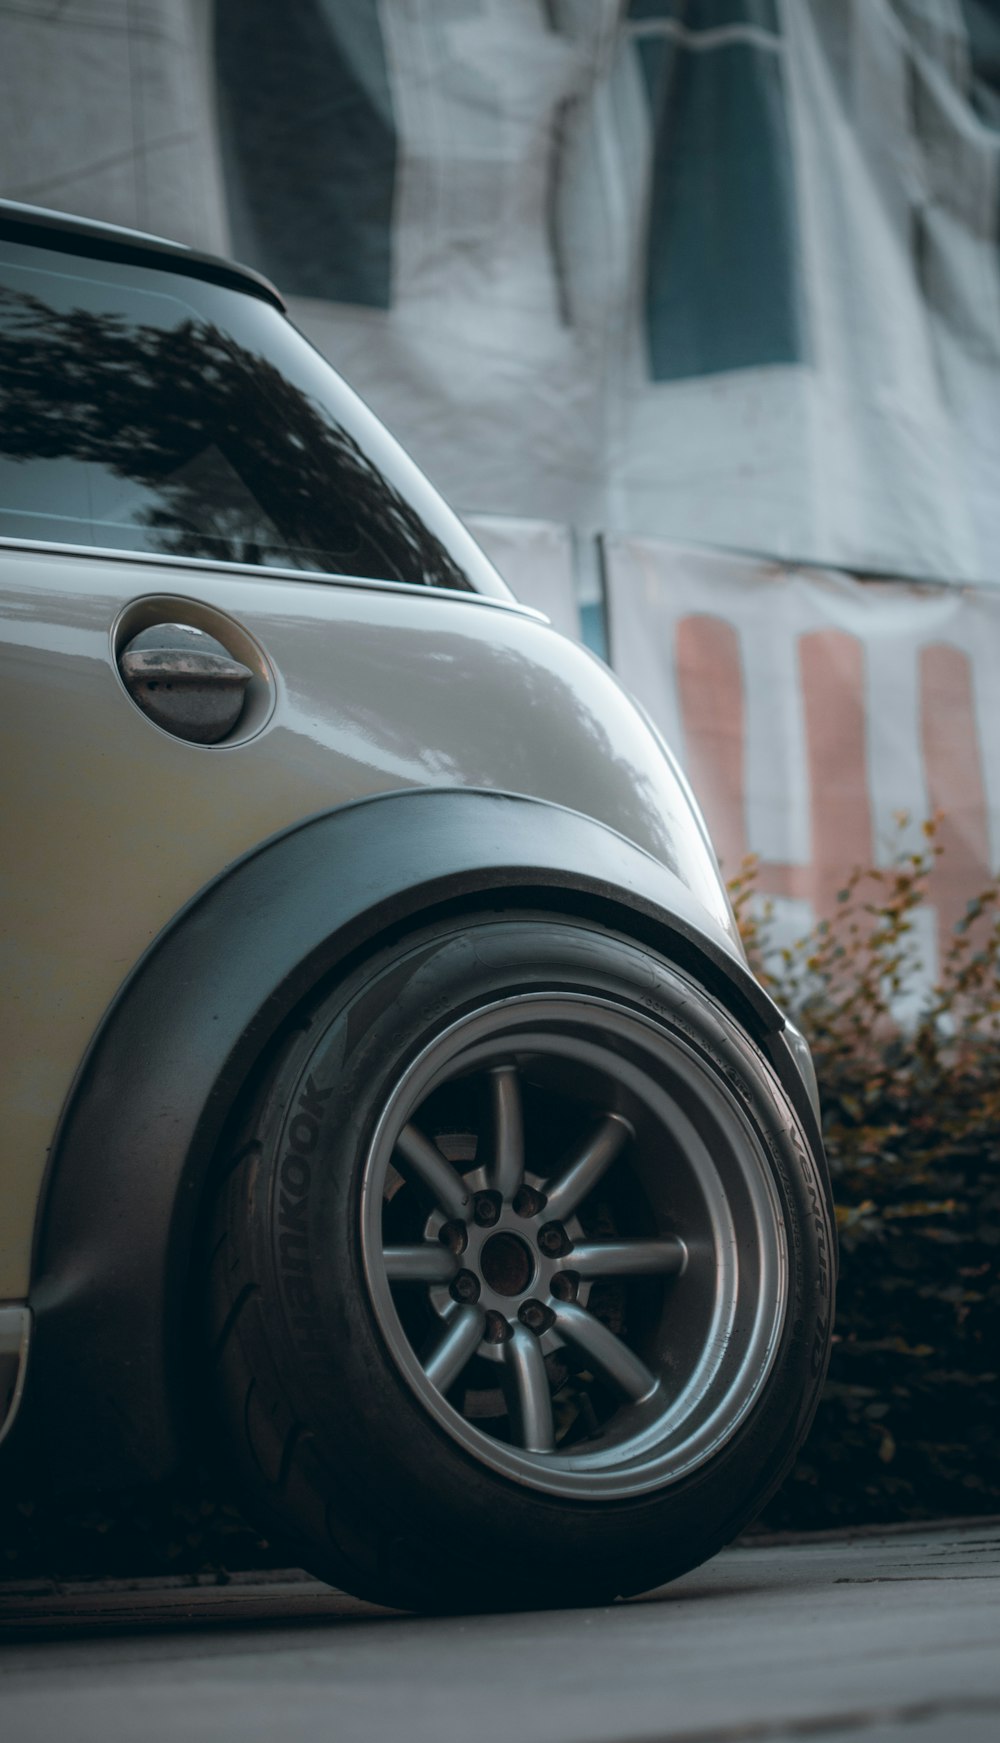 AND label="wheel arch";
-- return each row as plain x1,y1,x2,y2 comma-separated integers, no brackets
28,787,794,1492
